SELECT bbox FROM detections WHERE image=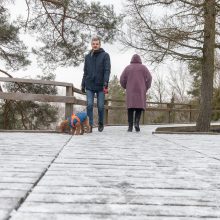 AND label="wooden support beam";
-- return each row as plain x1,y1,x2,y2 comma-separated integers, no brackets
65,86,73,118
0,77,72,87
0,92,76,103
